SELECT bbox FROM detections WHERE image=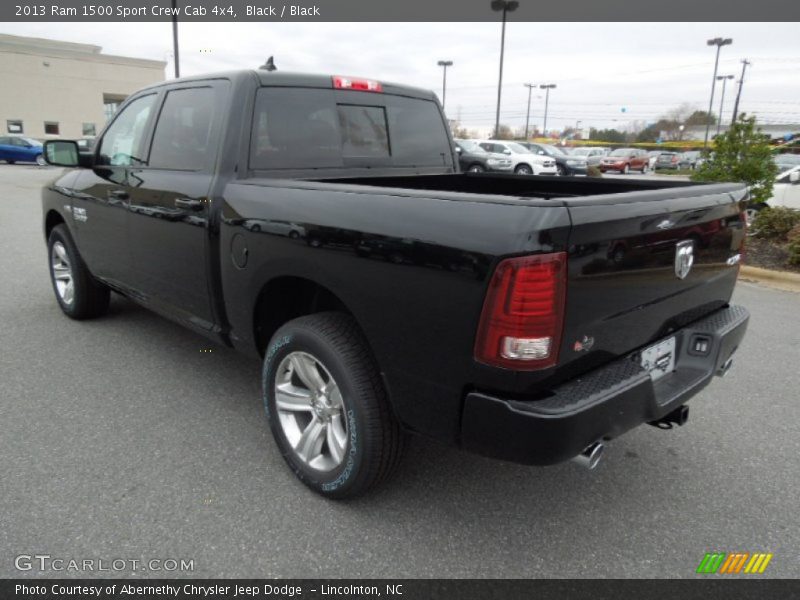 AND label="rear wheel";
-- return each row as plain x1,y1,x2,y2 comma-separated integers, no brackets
467,164,485,173
515,164,533,175
47,224,110,319
35,154,46,166
262,312,405,498
556,164,567,176
641,164,648,174
622,164,630,174
744,204,763,228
